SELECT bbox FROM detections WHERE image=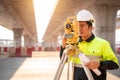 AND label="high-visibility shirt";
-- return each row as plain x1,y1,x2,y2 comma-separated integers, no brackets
71,35,119,66
60,34,119,80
